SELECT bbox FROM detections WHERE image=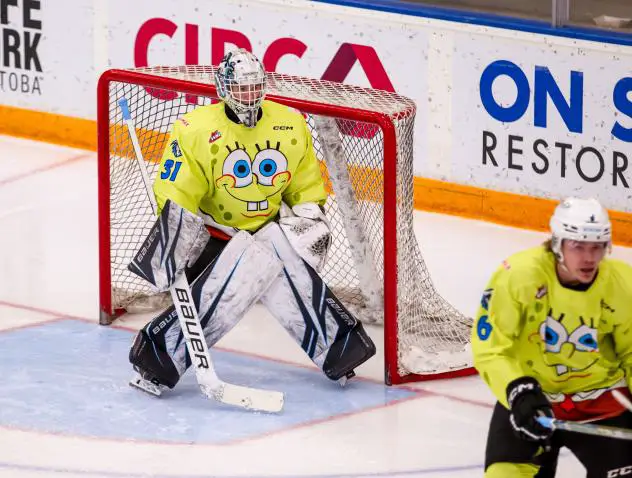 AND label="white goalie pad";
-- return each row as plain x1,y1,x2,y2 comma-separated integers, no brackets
128,200,210,292
278,202,331,272
255,222,344,368
165,230,283,374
